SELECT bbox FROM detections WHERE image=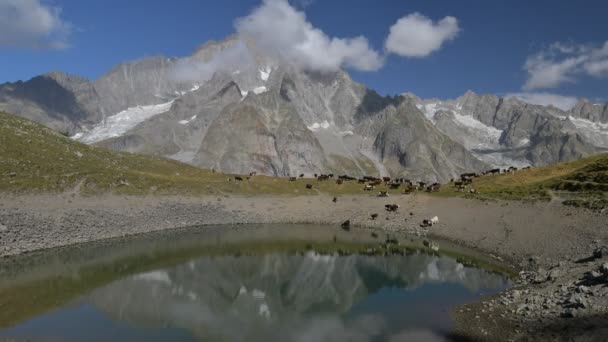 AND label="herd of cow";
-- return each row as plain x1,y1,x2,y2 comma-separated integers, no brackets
452,165,531,193
285,173,445,195
226,165,531,197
